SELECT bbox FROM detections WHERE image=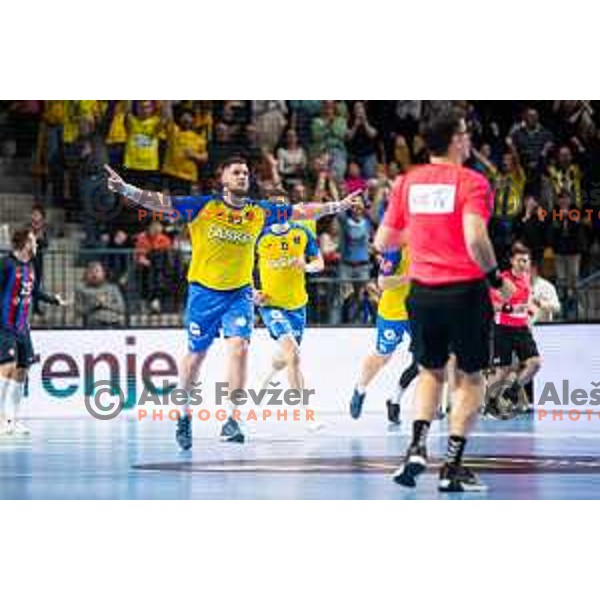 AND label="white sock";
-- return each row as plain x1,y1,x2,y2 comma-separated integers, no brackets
0,376,11,422
356,383,366,394
12,381,24,422
5,380,24,423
